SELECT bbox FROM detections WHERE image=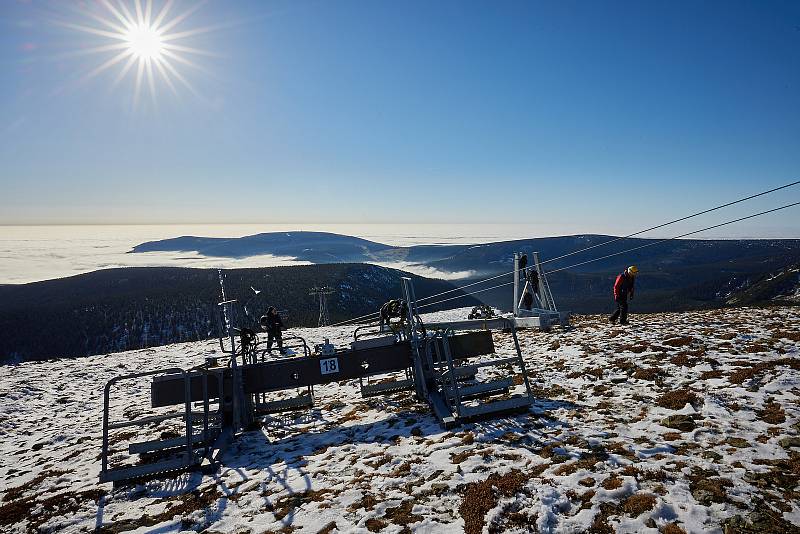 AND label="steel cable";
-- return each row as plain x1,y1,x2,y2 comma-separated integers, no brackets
411,201,800,313
328,184,799,326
